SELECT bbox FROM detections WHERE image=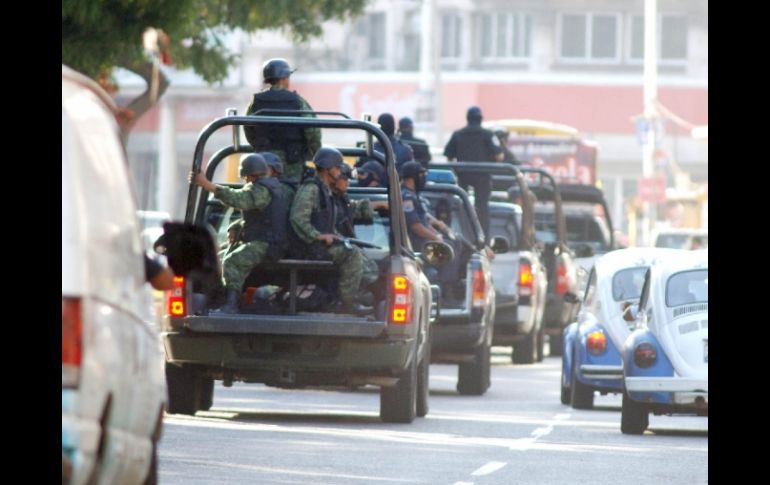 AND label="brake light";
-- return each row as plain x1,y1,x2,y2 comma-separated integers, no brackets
518,261,533,296
634,342,657,368
586,330,607,355
390,275,412,324
167,276,186,317
62,297,83,388
556,261,569,296
472,269,486,307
